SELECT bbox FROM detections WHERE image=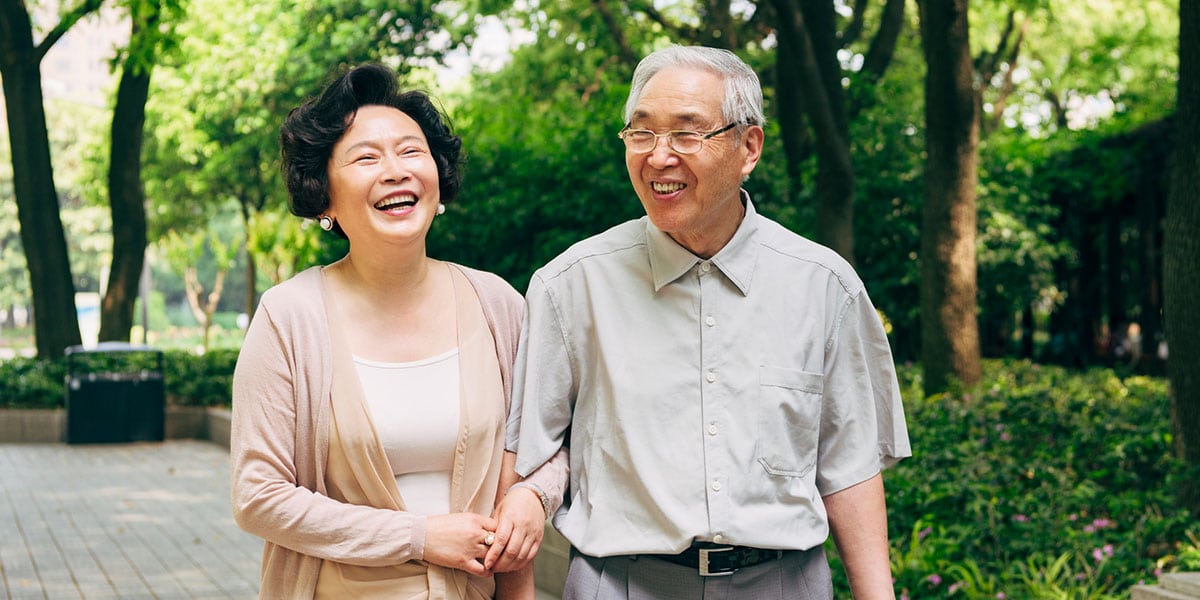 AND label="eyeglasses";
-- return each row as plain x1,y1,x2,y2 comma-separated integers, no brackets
618,122,740,155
